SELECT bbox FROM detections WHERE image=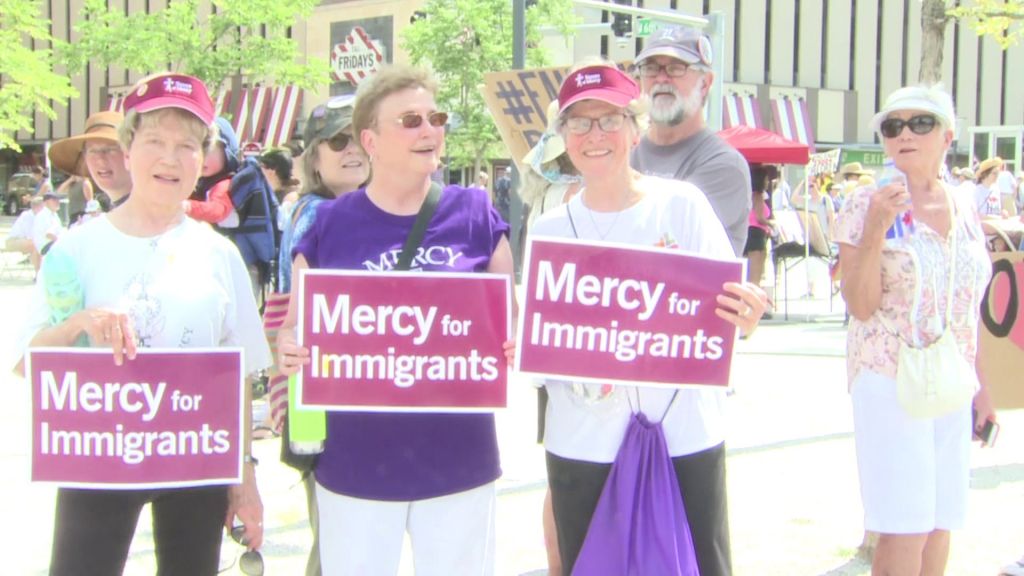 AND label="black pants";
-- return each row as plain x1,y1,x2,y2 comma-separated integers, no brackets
547,443,732,576
49,485,229,576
